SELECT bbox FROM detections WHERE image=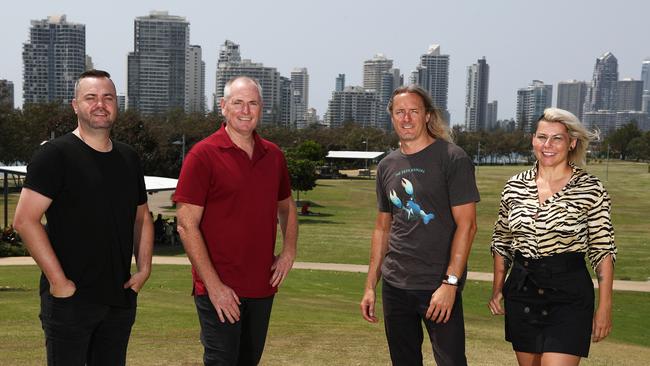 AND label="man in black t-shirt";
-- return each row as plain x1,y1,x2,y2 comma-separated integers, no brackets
13,70,154,366
360,85,479,366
